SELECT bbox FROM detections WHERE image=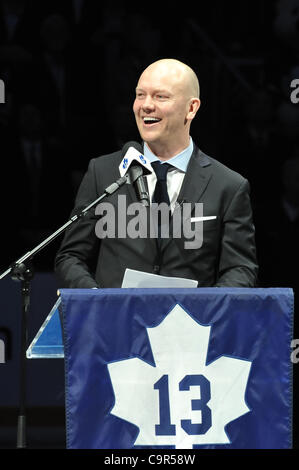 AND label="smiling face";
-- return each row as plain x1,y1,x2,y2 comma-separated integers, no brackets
133,59,200,159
